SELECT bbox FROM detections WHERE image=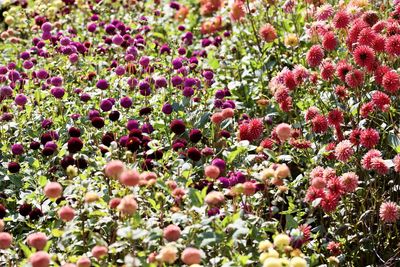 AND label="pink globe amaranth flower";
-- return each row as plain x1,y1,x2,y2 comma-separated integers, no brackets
163,224,181,242
117,195,138,215
221,108,234,119
27,232,47,251
275,123,291,142
181,247,202,265
340,172,359,193
334,140,354,162
306,45,324,68
58,206,75,222
211,112,224,124
91,245,108,259
119,169,140,187
360,128,380,149
205,165,220,179
0,232,12,249
394,154,400,173
243,181,256,196
259,23,277,42
29,251,50,267
44,182,63,199
379,202,399,223
205,191,224,206
105,160,125,179
76,256,91,267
